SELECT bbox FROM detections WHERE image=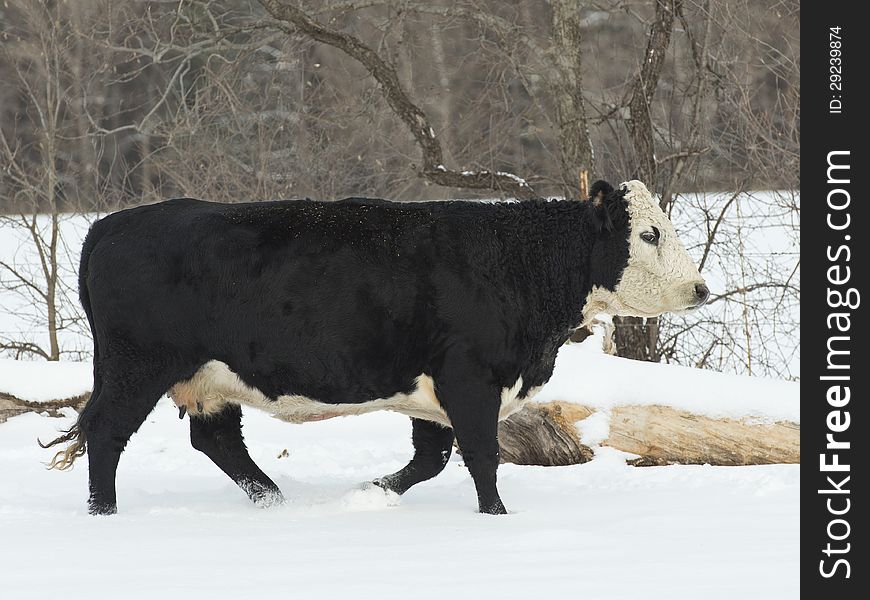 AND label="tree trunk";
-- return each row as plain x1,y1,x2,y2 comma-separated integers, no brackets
613,0,681,361
626,0,680,187
498,401,799,466
44,99,61,361
46,211,61,361
550,0,594,199
429,22,454,168
614,316,659,362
